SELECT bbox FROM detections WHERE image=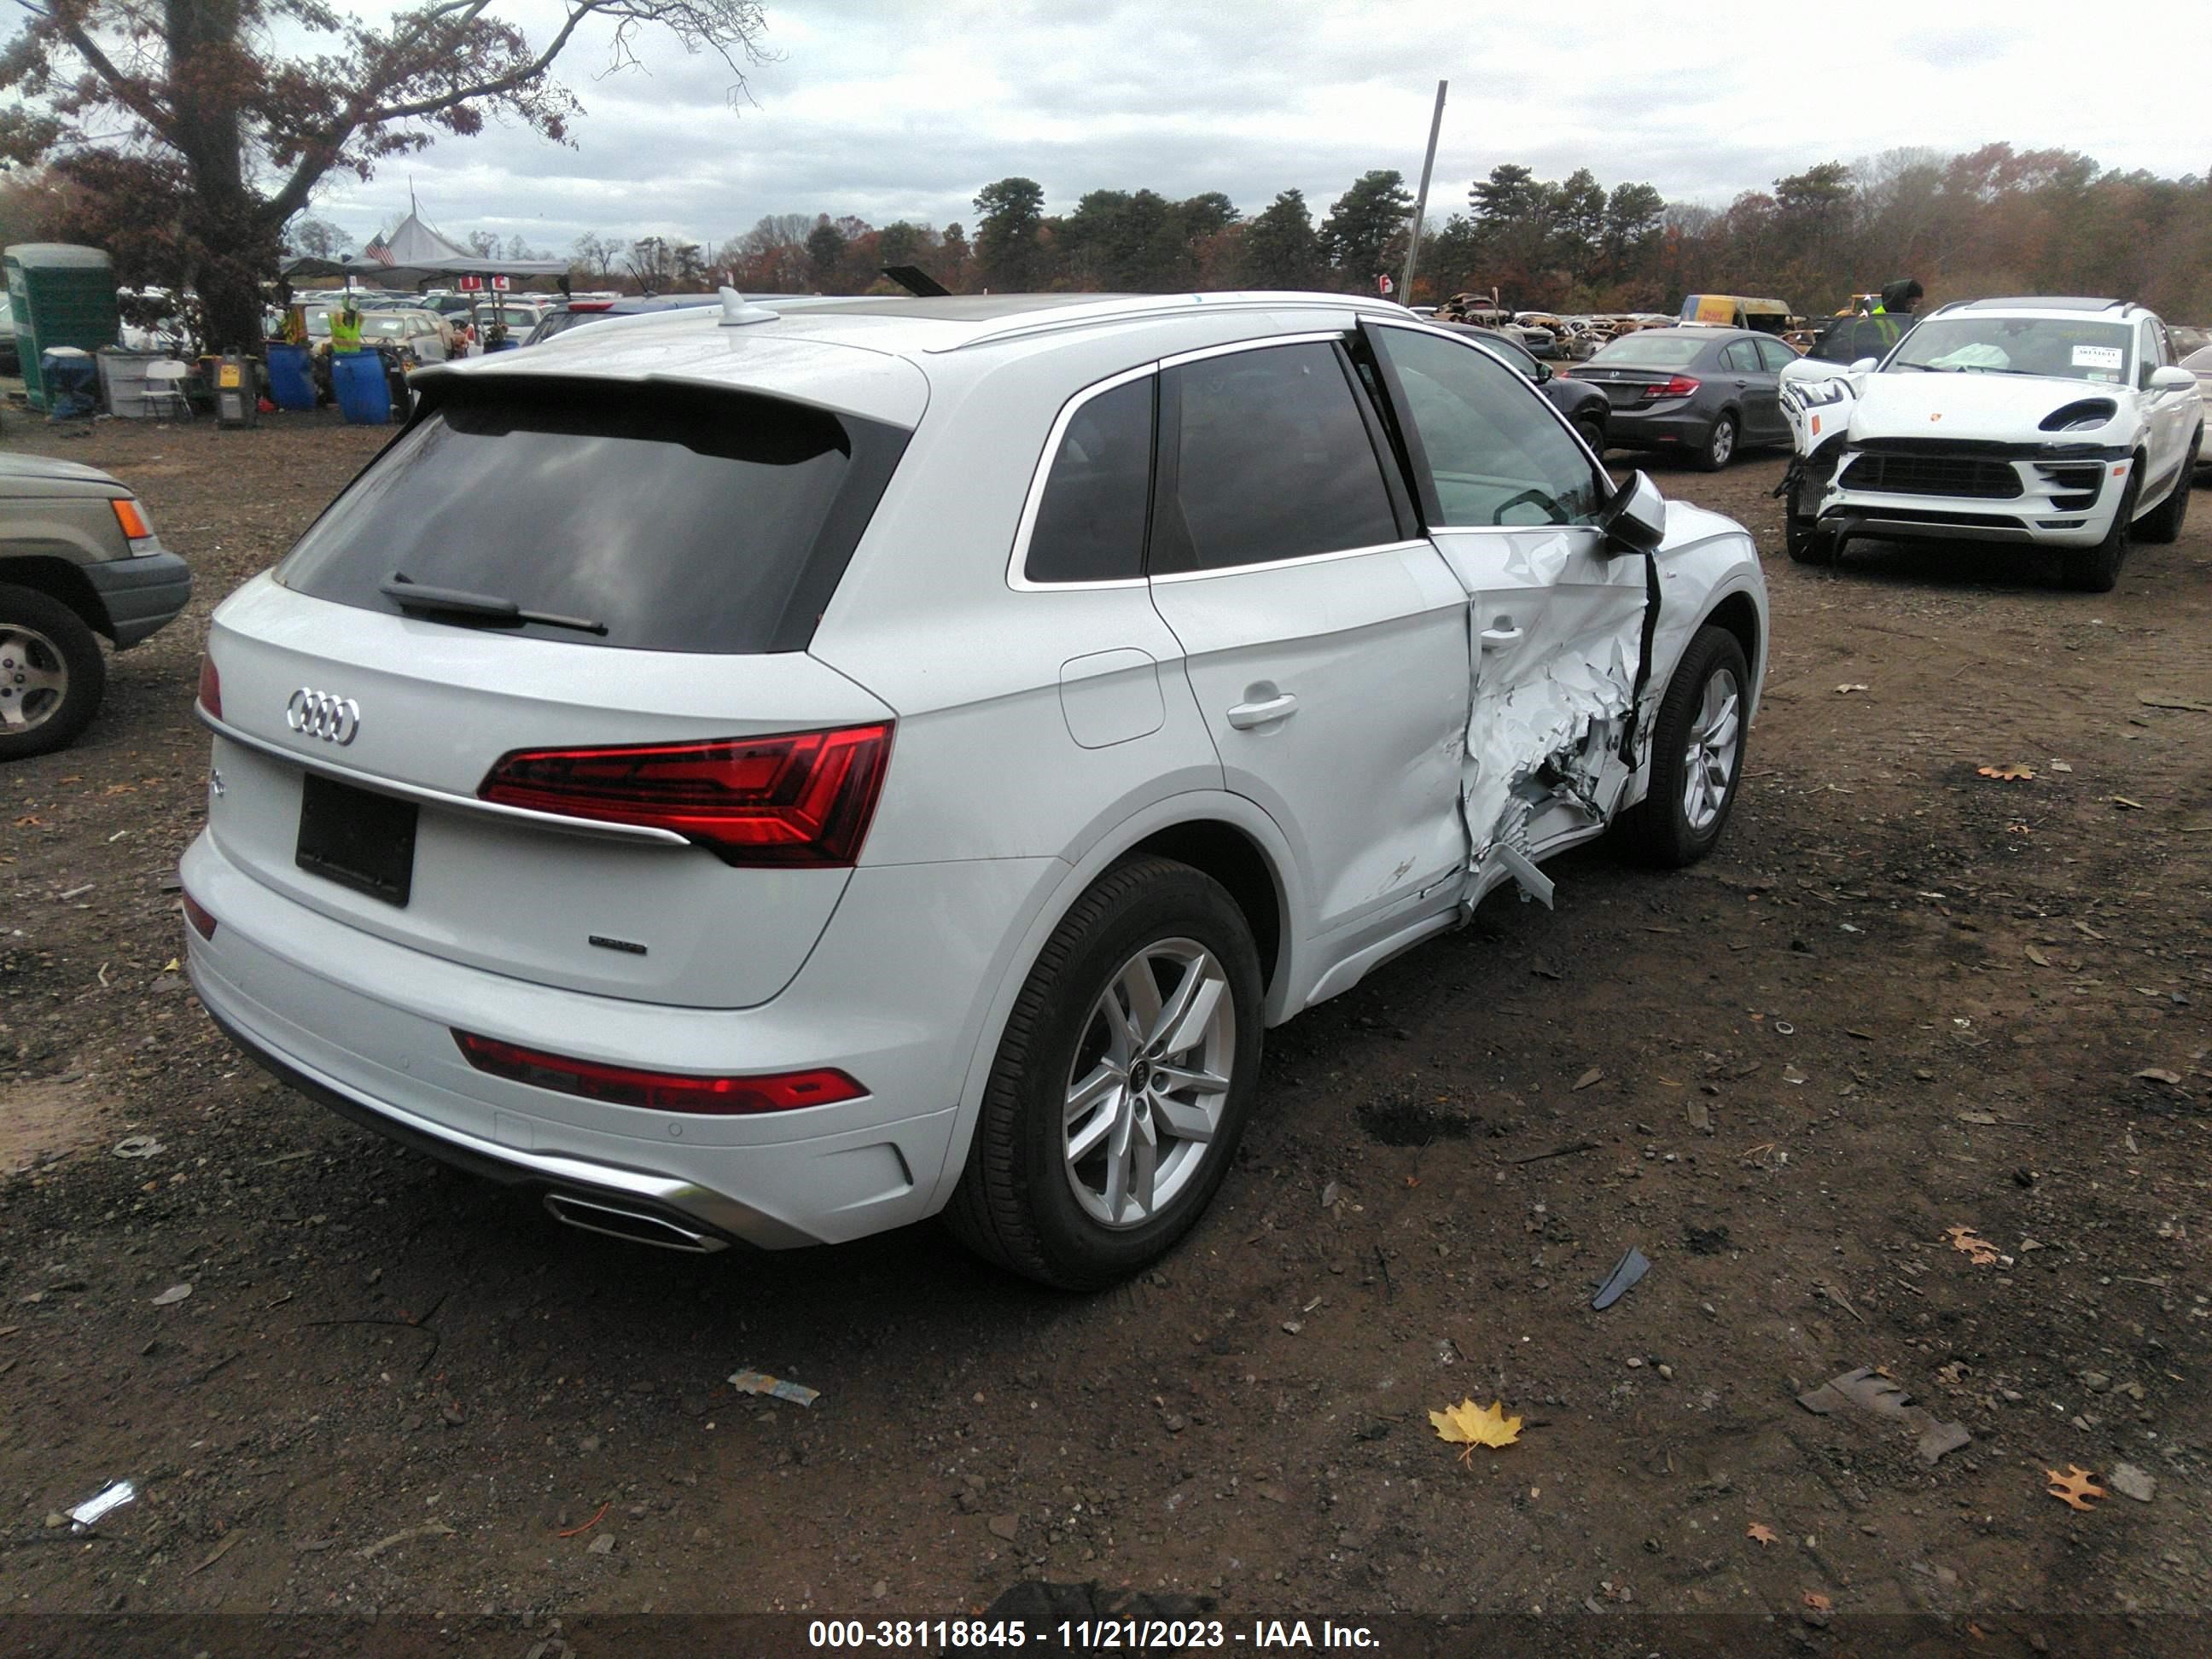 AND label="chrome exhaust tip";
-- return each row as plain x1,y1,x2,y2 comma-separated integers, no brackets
543,1191,727,1253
